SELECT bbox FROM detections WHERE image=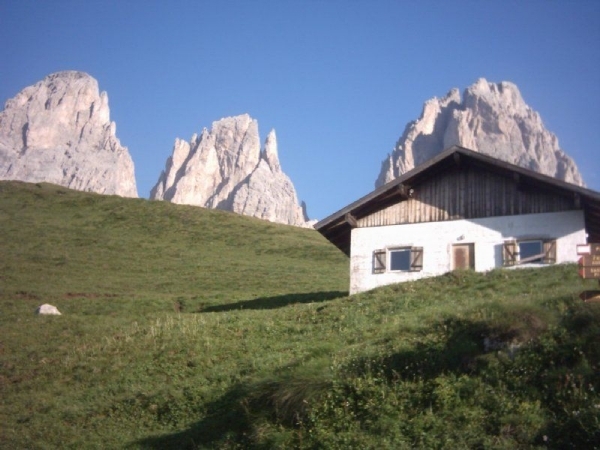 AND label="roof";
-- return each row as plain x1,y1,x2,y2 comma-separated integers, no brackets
315,146,600,256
